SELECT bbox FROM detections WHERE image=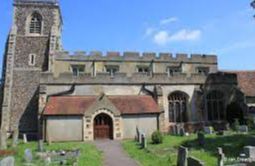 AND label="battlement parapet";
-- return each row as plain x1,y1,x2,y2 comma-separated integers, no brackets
14,0,59,5
40,72,208,85
54,51,217,64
